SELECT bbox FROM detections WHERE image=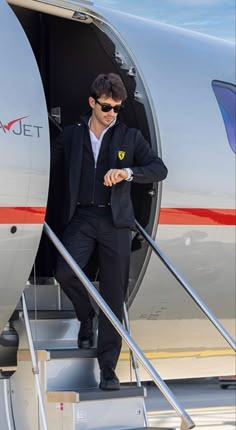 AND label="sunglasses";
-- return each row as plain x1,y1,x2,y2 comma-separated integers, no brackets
95,99,124,114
